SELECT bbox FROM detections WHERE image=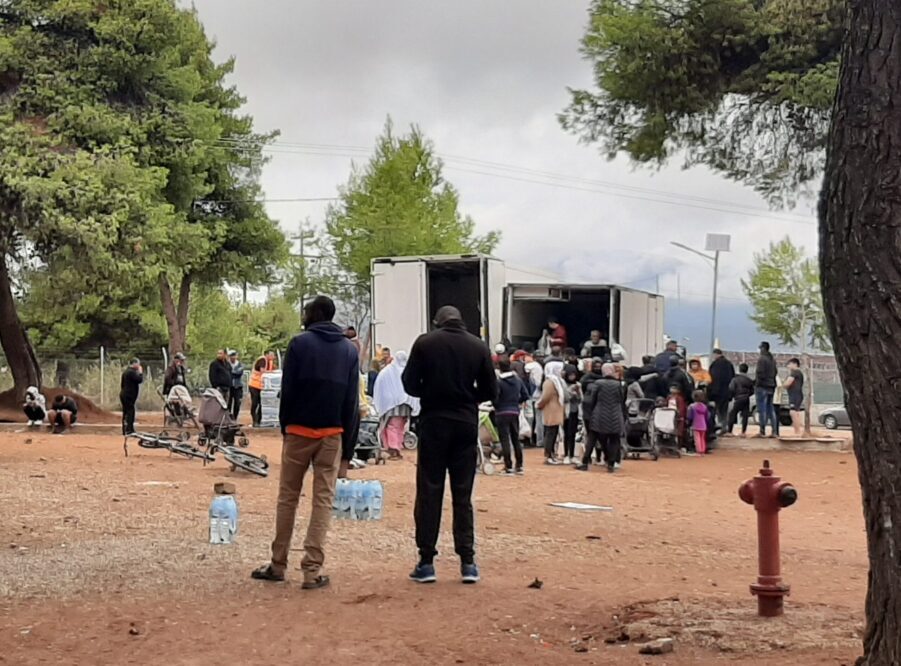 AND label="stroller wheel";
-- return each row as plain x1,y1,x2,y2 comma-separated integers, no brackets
403,431,418,450
237,436,249,448
482,461,495,475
